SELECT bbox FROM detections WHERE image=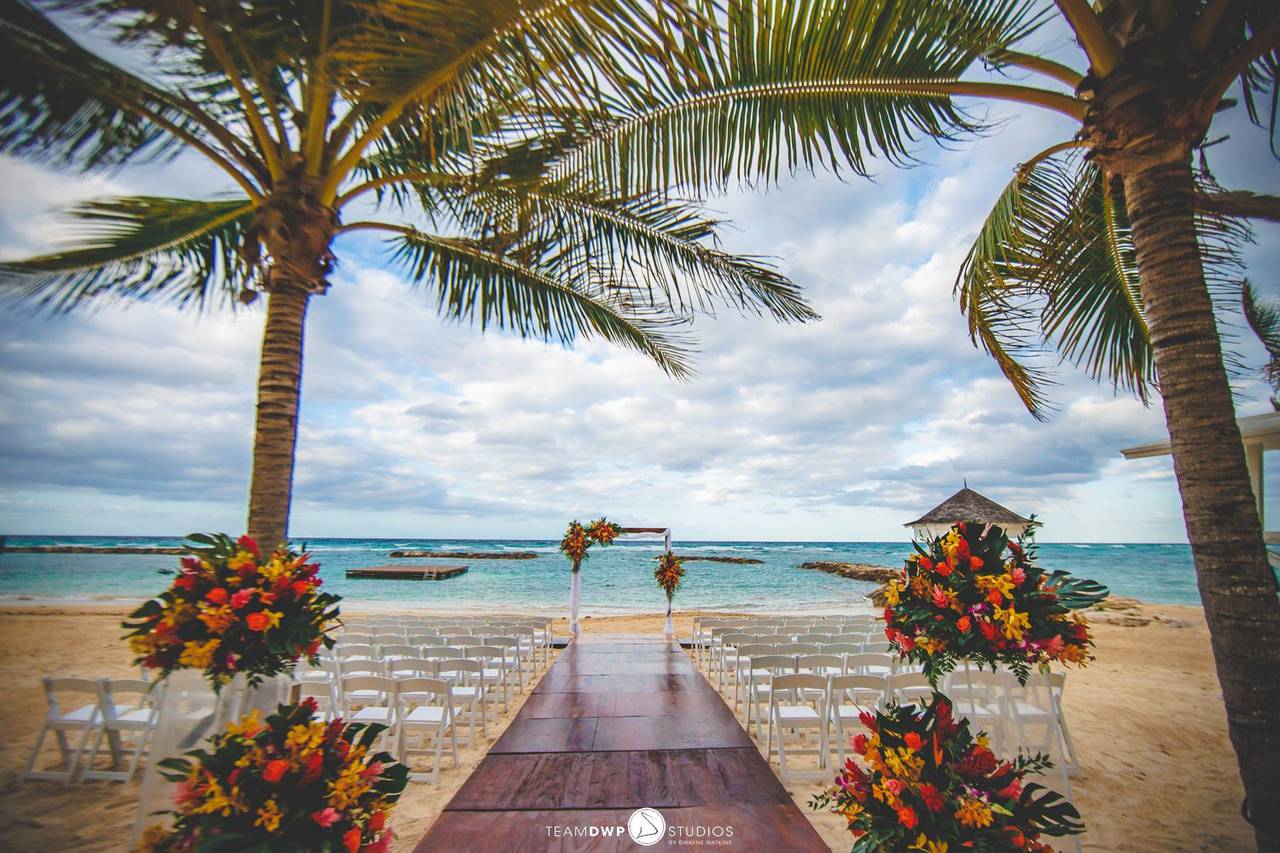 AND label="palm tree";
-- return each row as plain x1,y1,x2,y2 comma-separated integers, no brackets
535,0,1280,843
0,0,817,550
